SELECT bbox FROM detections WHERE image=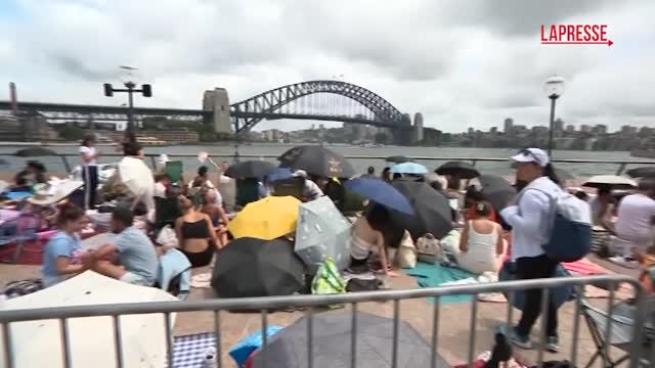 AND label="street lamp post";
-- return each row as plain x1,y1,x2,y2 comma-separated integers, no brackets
103,79,152,142
543,75,565,157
